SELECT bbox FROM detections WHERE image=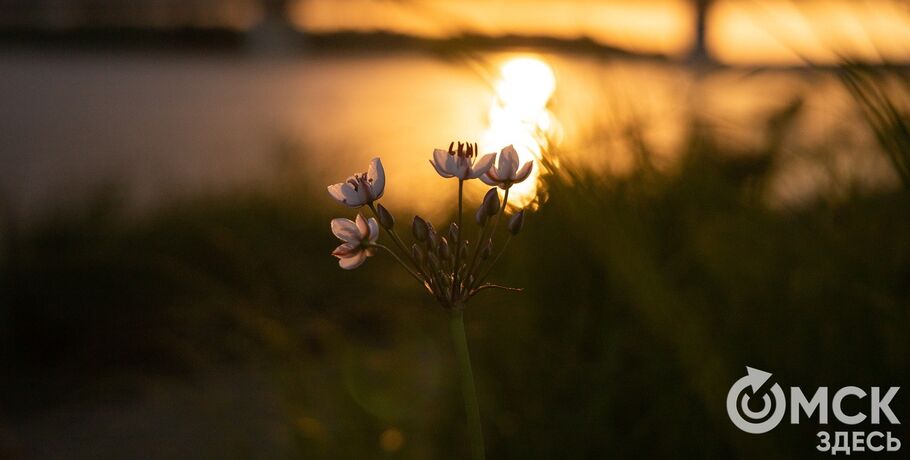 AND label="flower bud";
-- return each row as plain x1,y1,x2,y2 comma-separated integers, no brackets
438,236,450,260
411,243,424,265
448,222,459,242
376,204,395,229
427,226,439,250
459,241,469,260
508,210,525,235
475,205,488,226
426,251,440,269
482,188,500,216
411,216,428,242
480,241,493,260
